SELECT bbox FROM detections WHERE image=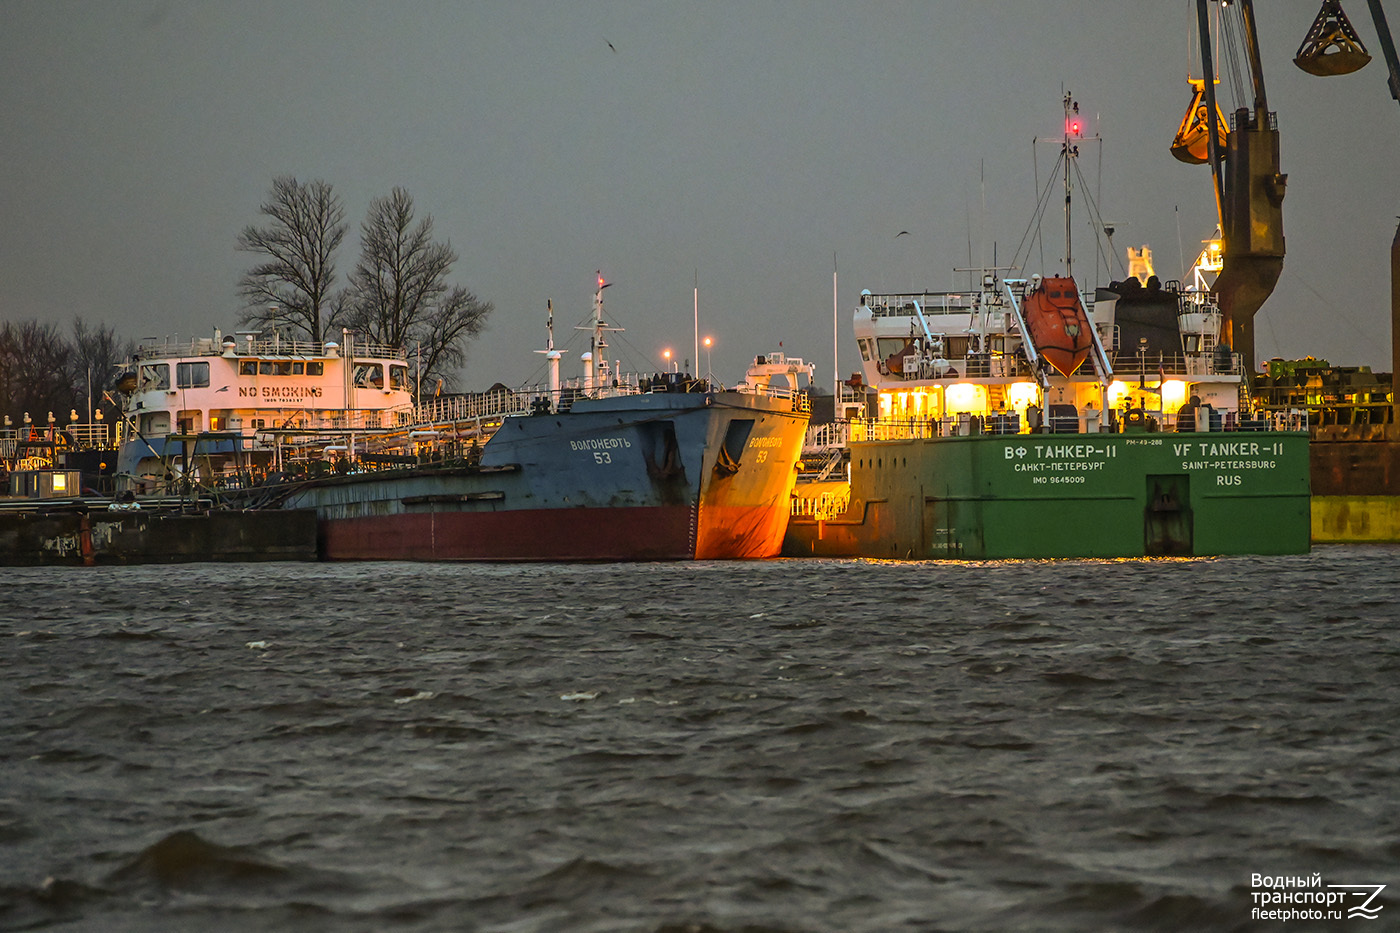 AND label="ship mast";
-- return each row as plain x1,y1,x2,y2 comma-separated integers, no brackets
1063,92,1081,277
577,271,621,394
534,299,566,397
